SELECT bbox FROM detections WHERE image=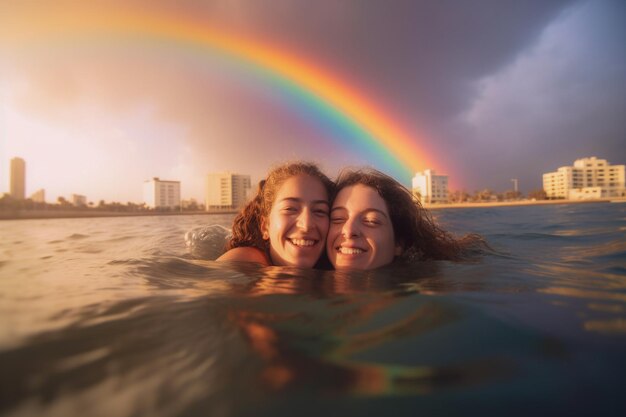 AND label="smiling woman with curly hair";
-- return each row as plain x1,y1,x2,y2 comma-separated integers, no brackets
218,162,335,267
